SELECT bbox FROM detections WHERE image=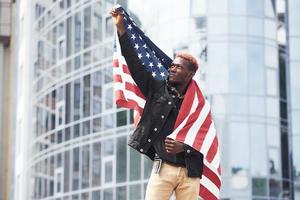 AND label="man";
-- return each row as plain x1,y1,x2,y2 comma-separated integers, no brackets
111,8,204,200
